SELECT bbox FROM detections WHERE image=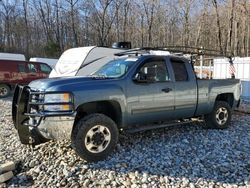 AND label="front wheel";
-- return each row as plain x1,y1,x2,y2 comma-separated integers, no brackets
204,101,232,129
73,113,119,162
0,84,10,98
